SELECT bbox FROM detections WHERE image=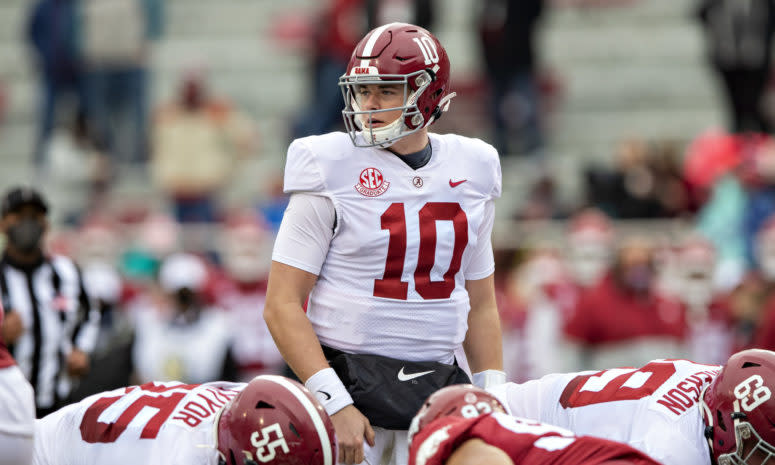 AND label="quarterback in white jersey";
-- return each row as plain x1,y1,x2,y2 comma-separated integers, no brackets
33,375,337,465
265,22,505,465
489,349,775,465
